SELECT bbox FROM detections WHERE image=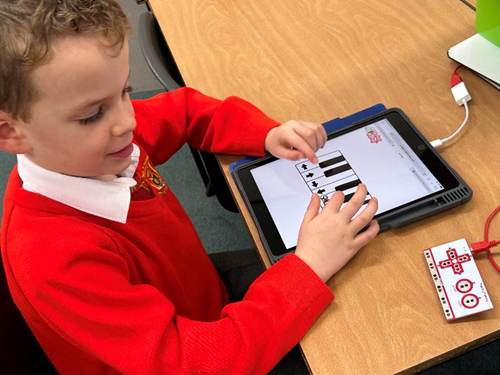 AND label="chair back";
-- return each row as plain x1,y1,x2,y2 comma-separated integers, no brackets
138,11,185,91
